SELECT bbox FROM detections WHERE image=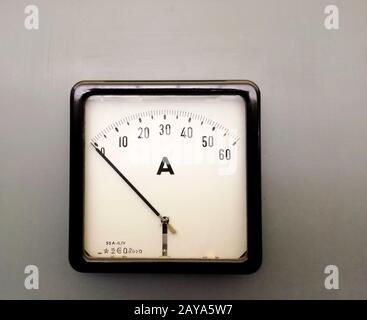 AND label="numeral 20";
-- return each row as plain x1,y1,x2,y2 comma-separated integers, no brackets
138,127,150,139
